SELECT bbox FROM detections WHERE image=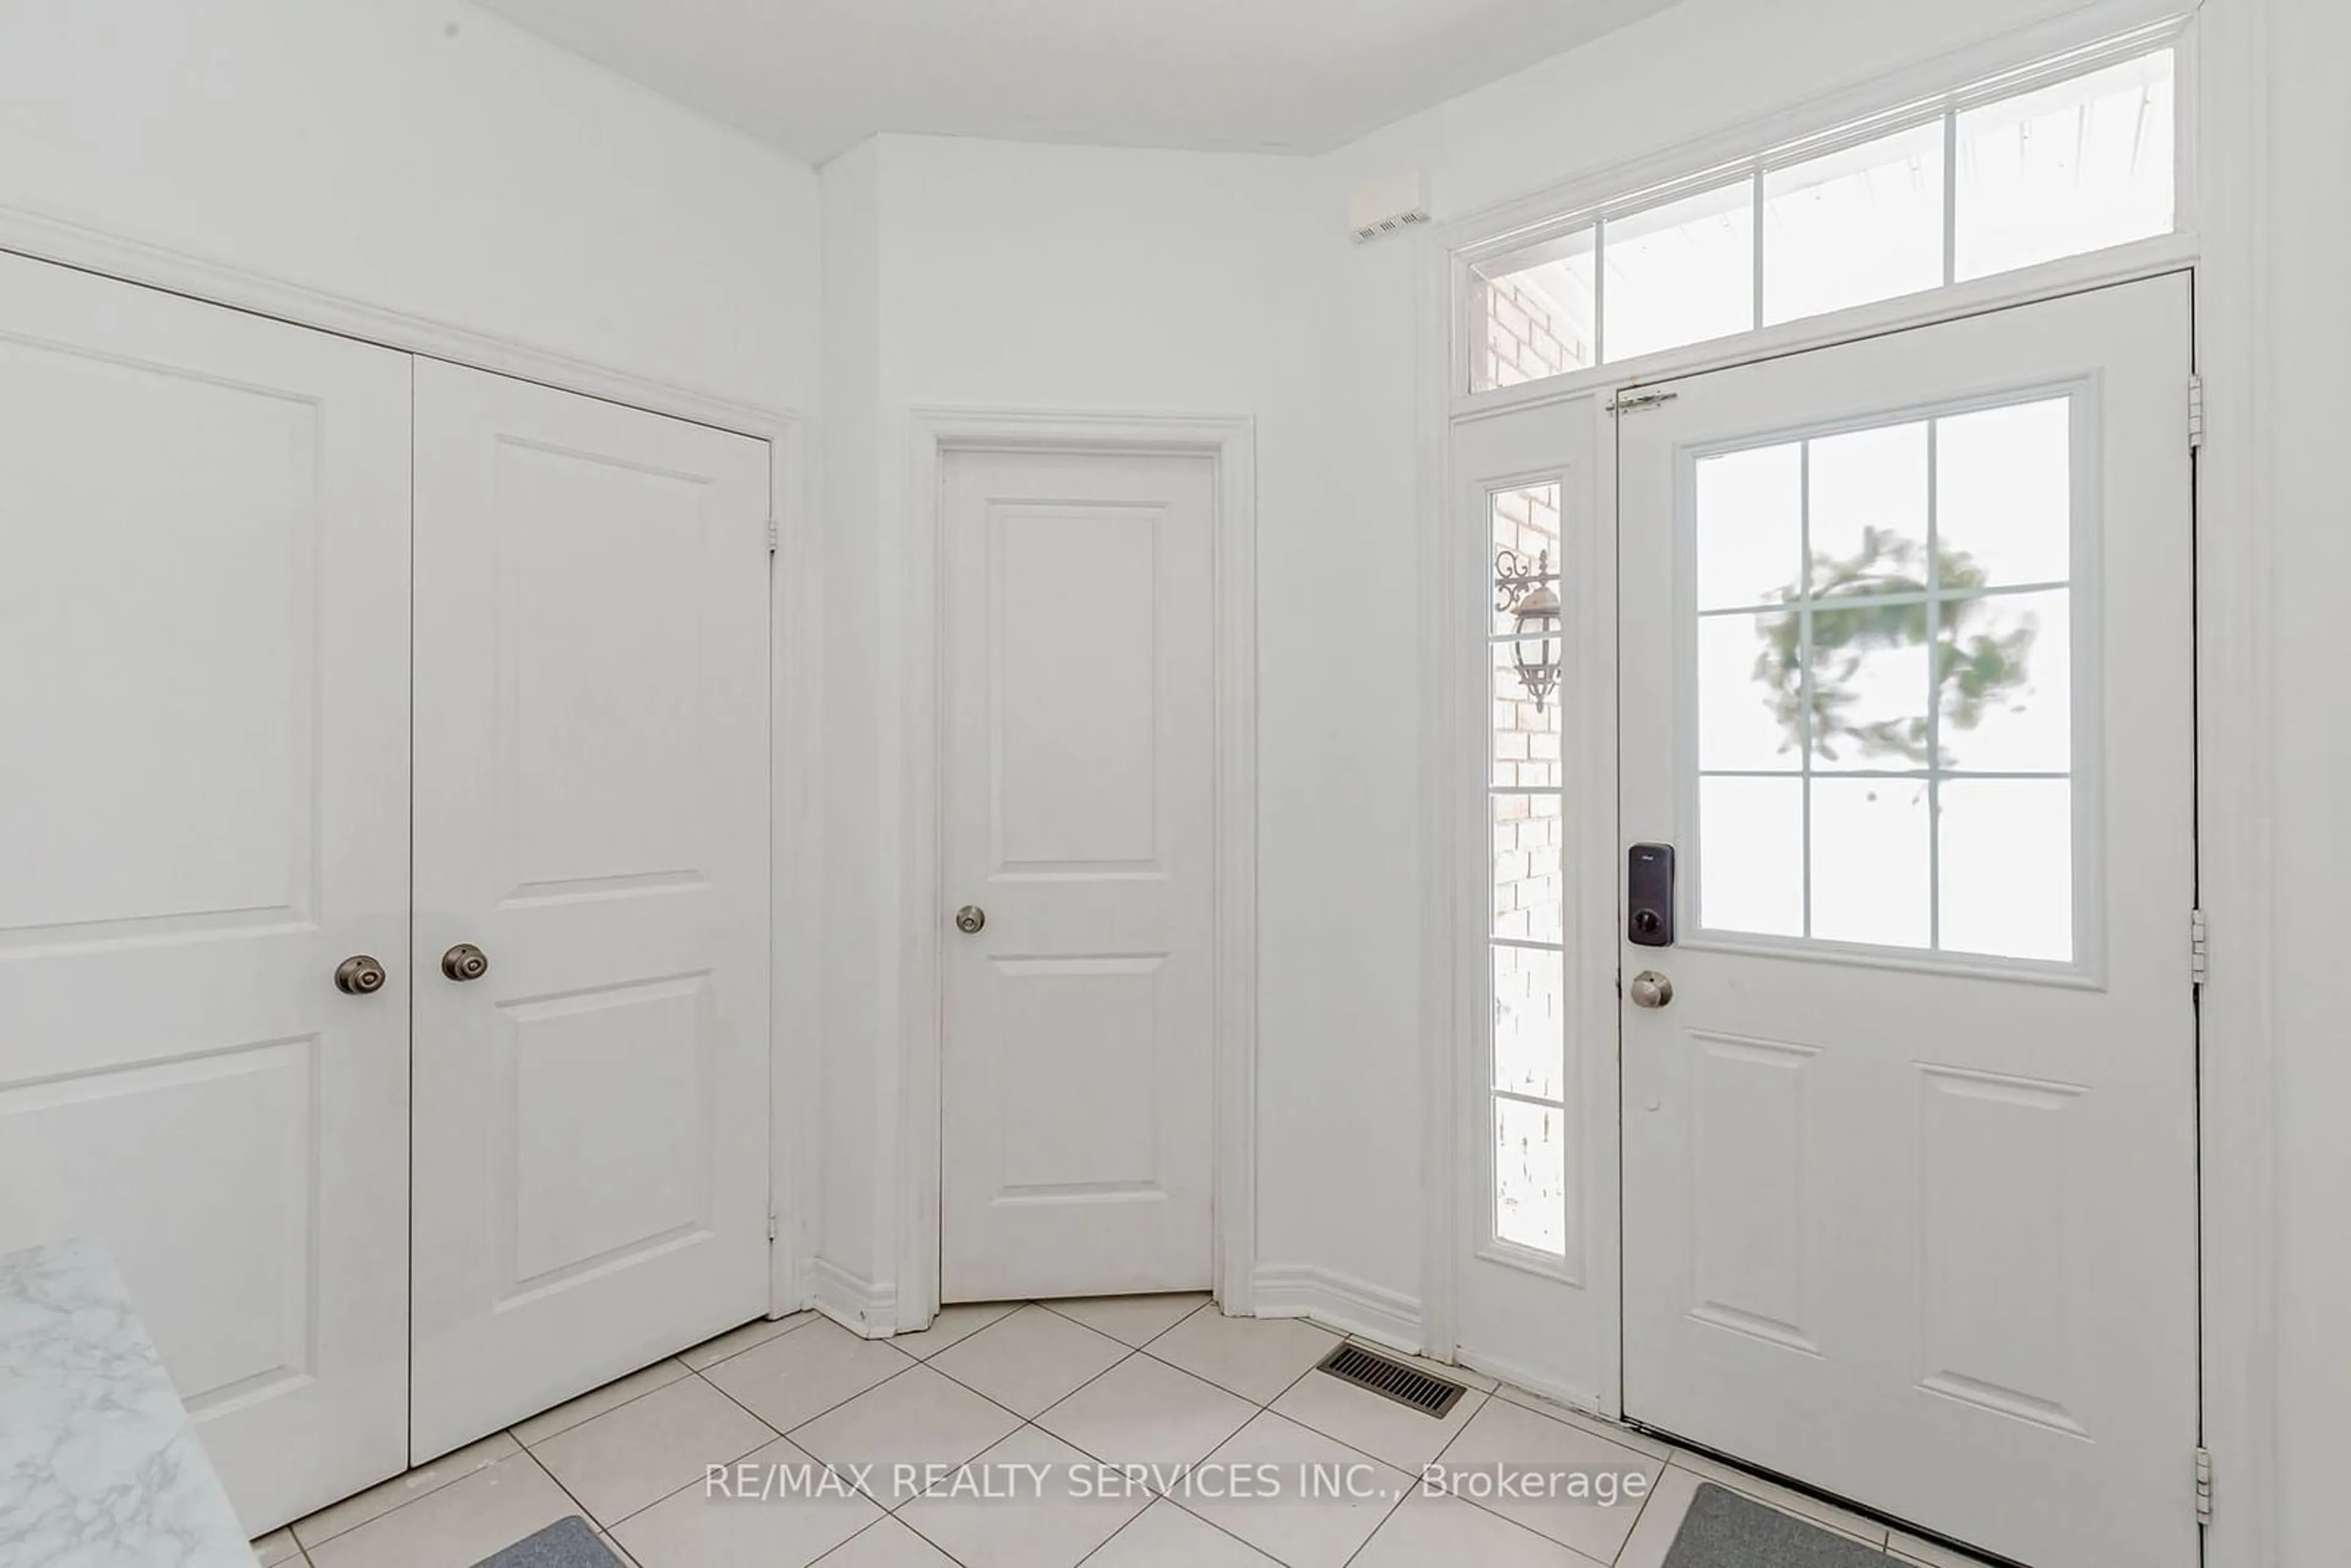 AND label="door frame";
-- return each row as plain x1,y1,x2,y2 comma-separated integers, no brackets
893,408,1259,1332
1417,12,2274,1562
